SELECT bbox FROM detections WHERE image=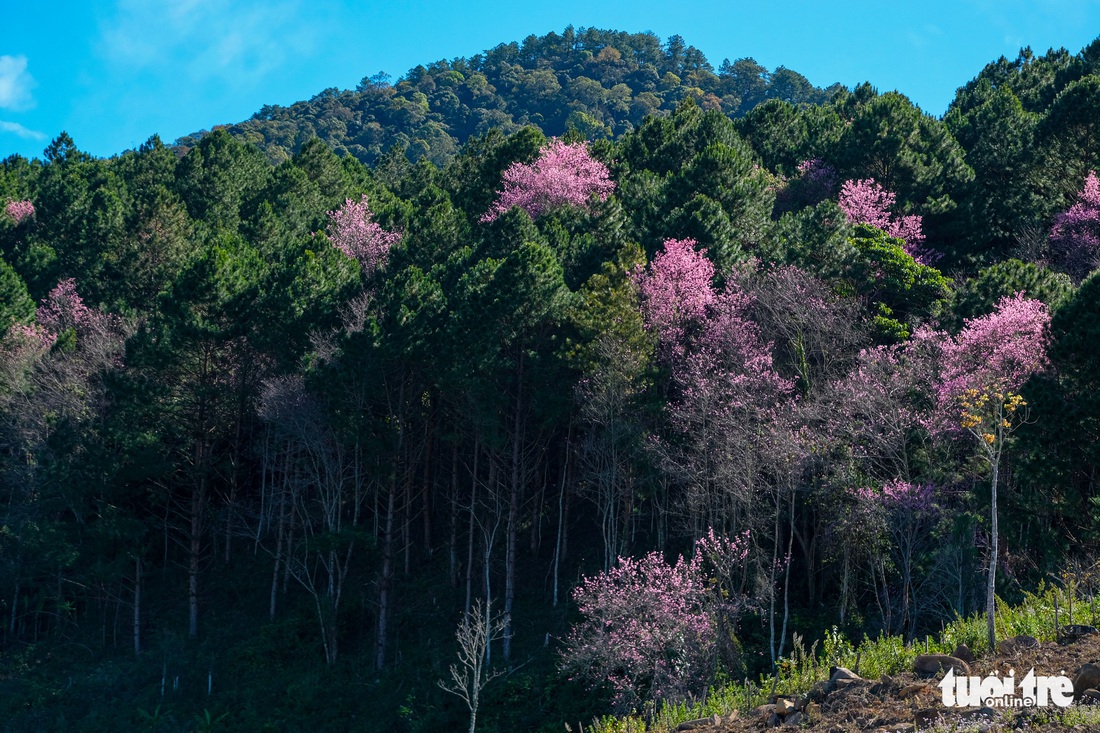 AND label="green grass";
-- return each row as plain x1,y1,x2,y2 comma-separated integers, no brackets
590,582,1094,733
